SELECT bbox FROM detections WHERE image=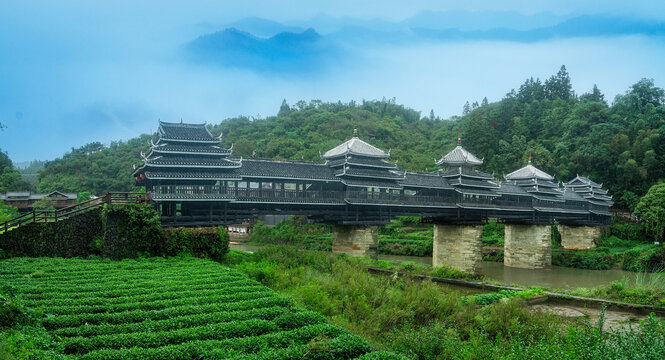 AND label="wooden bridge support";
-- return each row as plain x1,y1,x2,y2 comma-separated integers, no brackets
432,224,483,274
557,225,601,250
332,225,378,258
504,224,552,269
